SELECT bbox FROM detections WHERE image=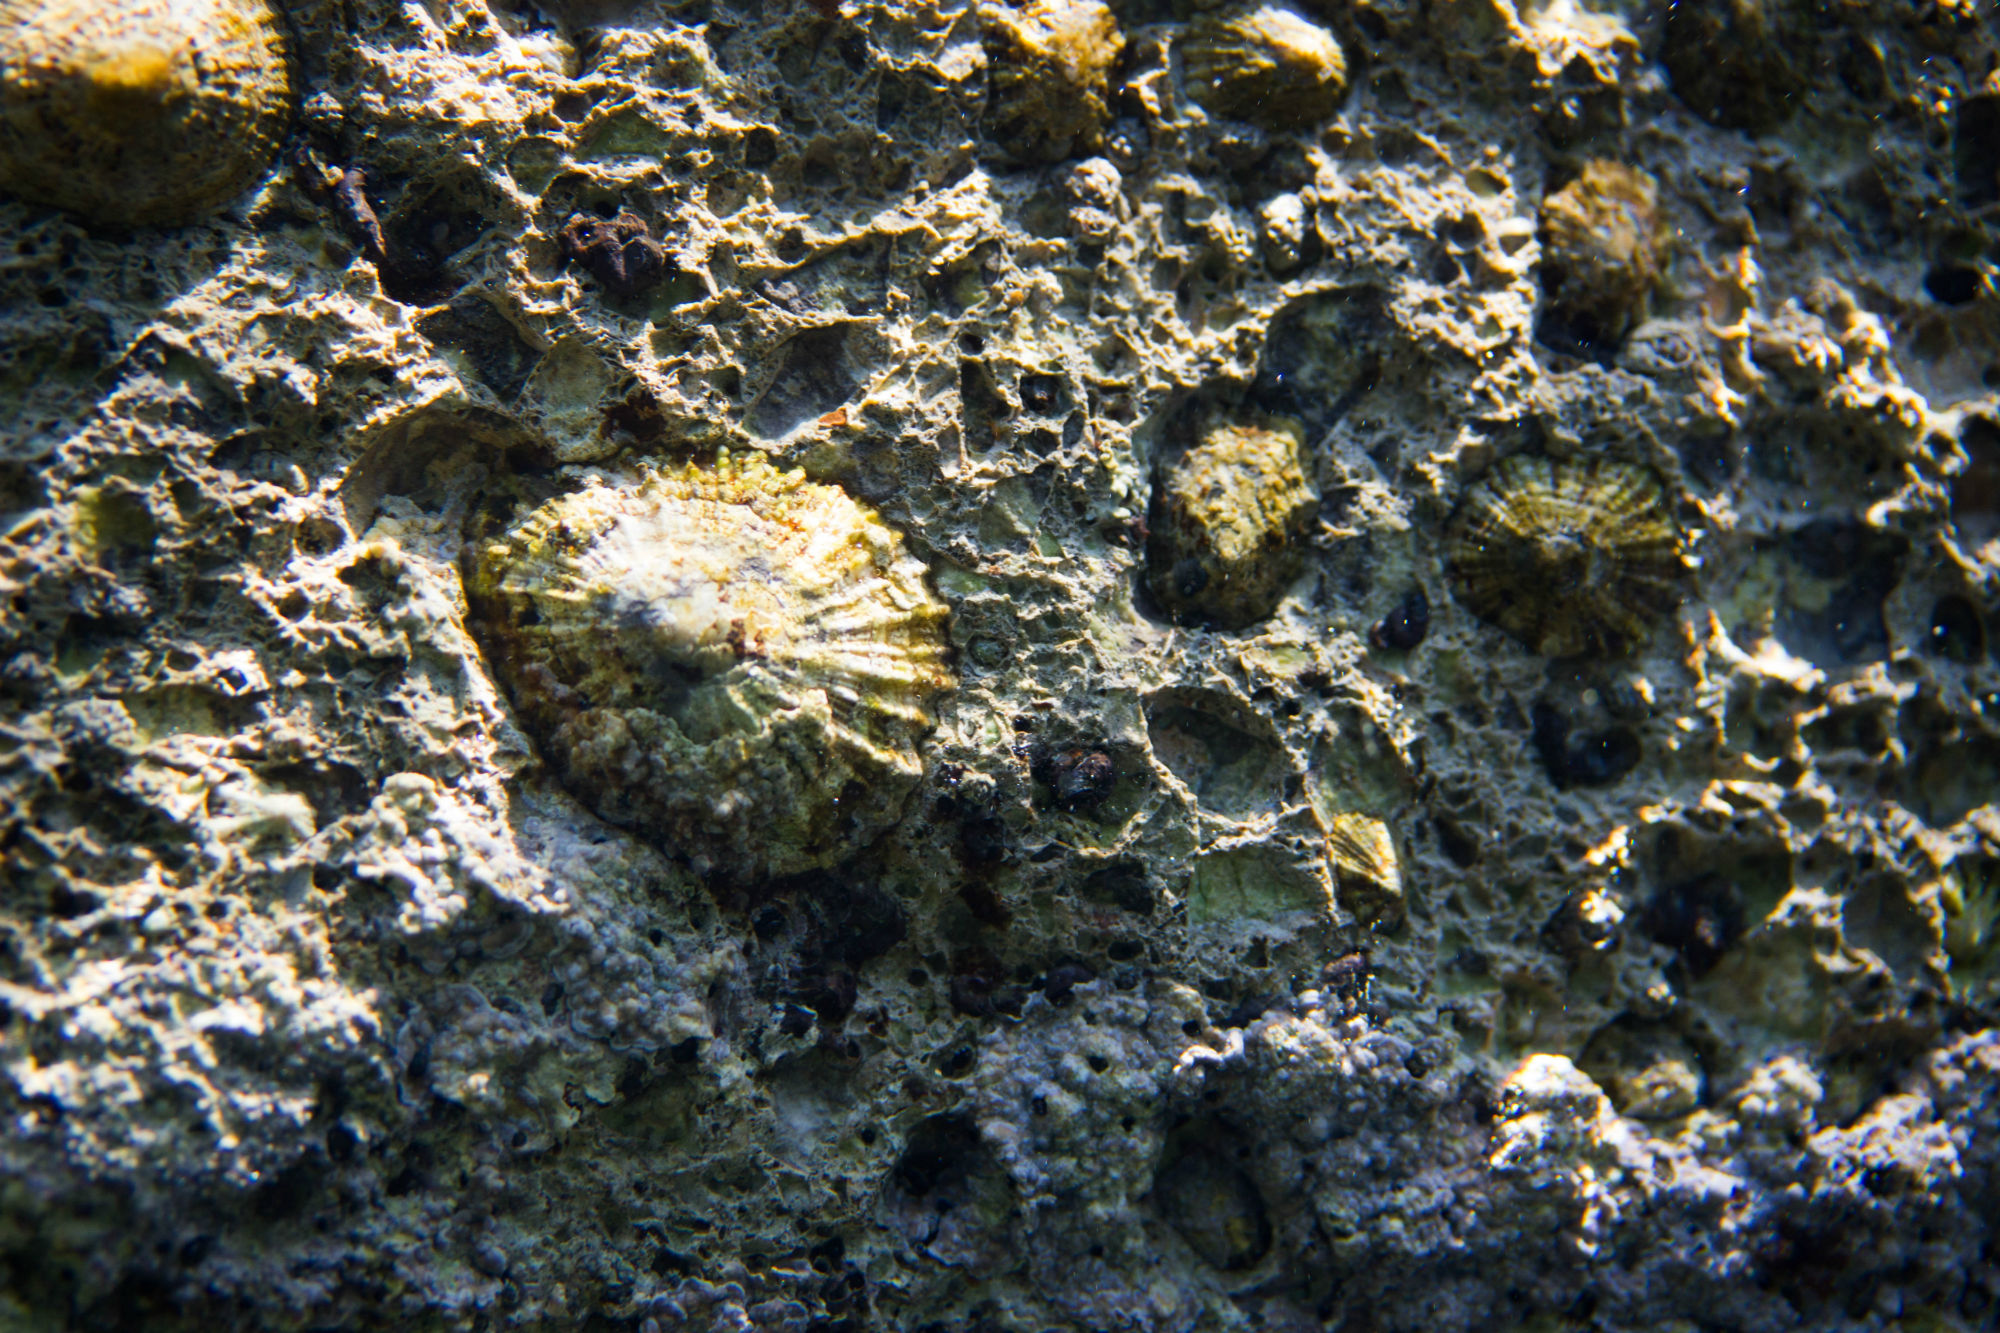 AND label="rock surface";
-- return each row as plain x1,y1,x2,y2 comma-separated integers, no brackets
2,0,1998,1329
